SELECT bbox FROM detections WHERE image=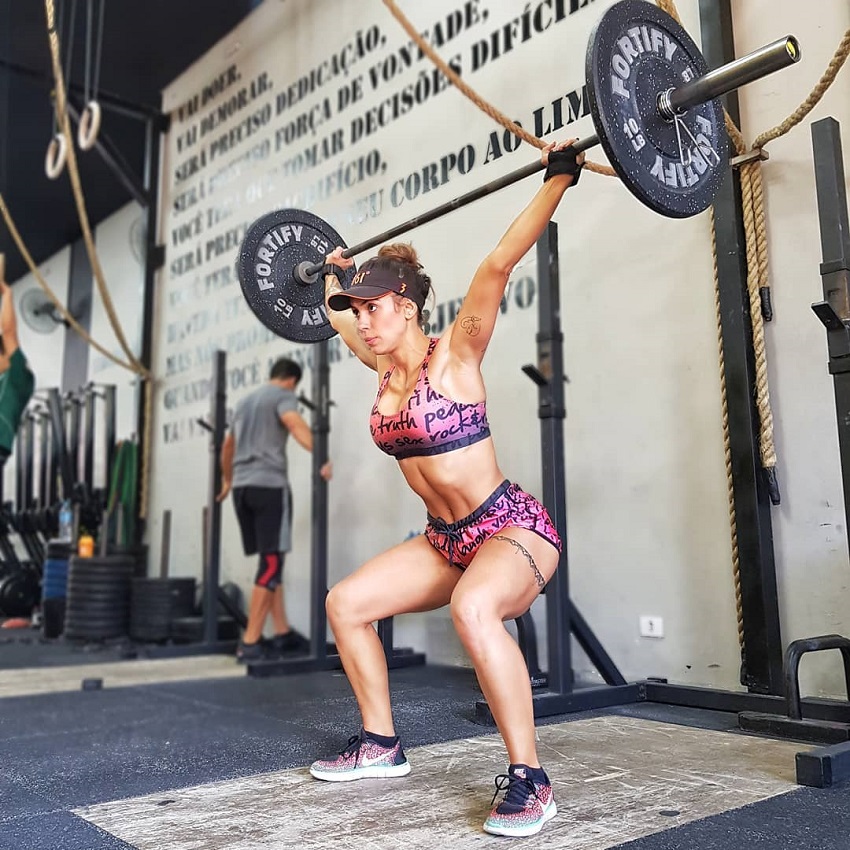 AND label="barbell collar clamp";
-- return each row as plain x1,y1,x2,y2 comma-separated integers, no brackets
658,36,801,121
295,260,321,286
